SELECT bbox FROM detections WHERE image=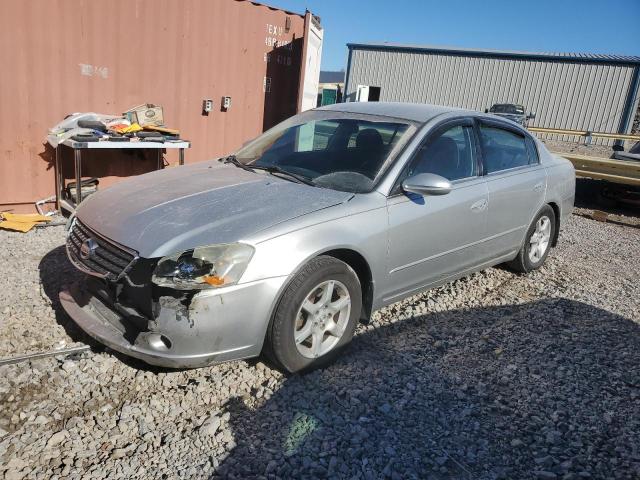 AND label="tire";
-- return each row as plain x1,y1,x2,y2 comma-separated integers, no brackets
265,256,362,373
507,205,556,274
